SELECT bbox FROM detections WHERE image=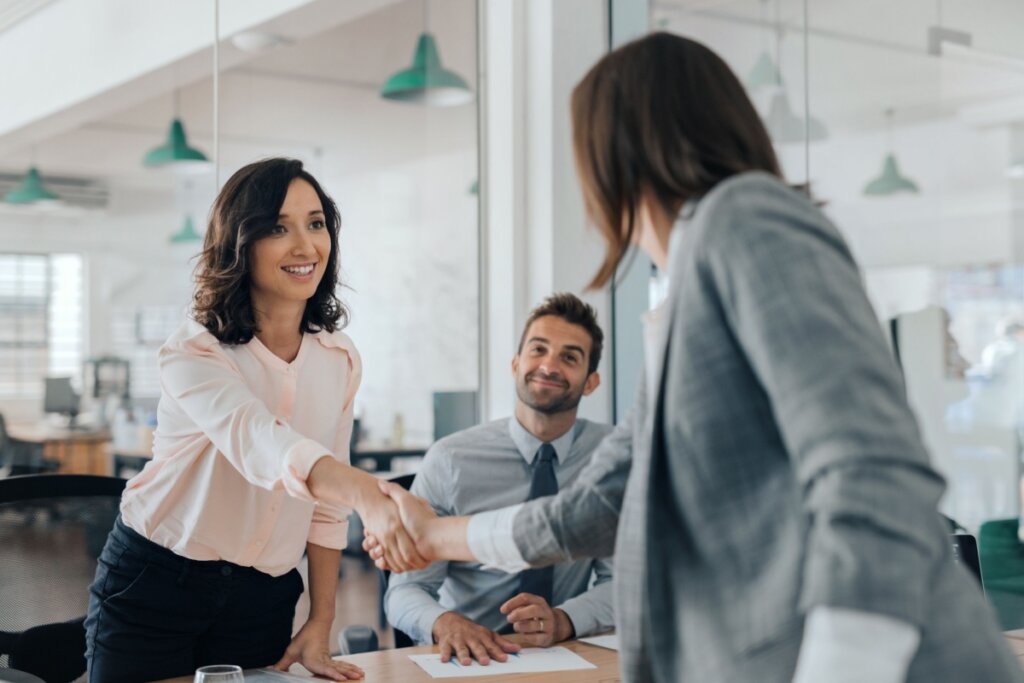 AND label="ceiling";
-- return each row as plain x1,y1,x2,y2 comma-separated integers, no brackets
0,0,478,192
653,0,1024,136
